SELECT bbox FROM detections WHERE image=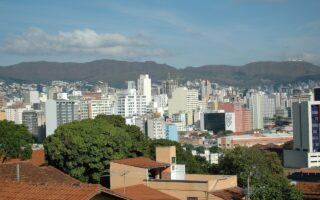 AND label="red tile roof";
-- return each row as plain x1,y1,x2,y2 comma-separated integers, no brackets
1,149,45,166
112,184,179,200
112,157,170,169
0,162,80,184
296,181,320,198
29,149,45,166
299,168,320,174
0,182,101,200
211,187,244,200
